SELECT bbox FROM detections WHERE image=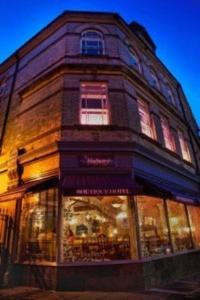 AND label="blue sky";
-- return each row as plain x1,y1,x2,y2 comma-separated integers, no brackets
0,0,199,125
